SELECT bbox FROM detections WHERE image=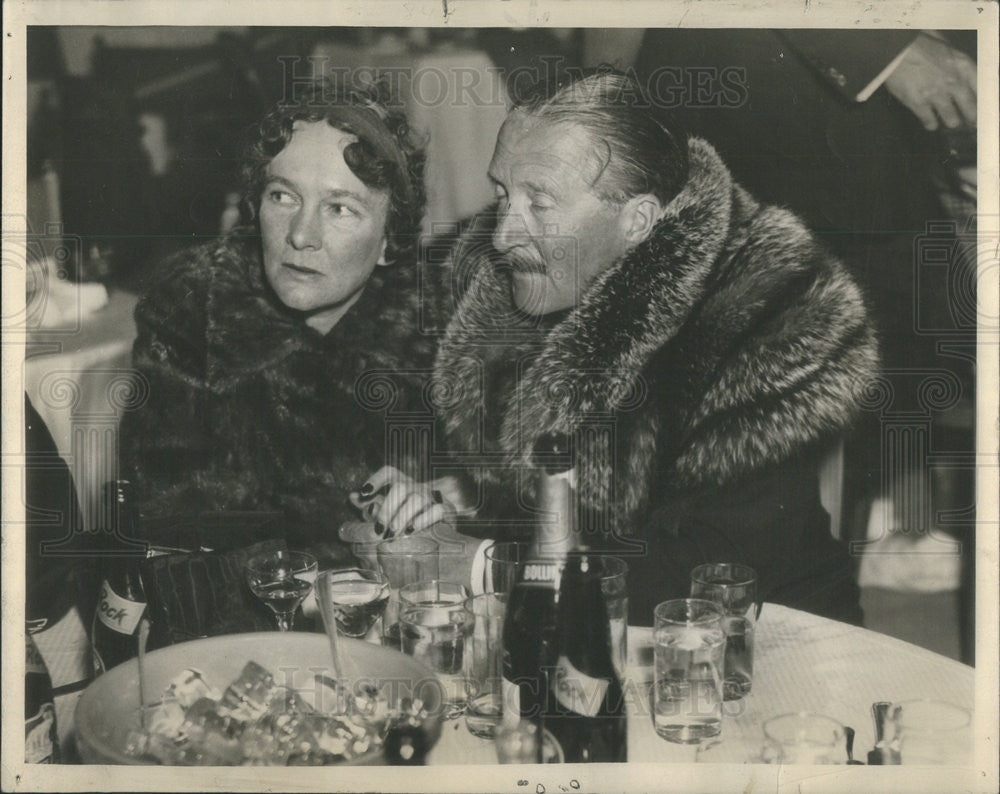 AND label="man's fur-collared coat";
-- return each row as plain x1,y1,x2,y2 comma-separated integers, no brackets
121,233,437,548
434,138,879,620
